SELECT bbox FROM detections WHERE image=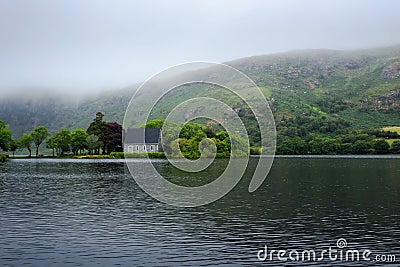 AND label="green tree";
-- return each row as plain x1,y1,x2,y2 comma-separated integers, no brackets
199,138,217,158
351,140,373,154
320,138,340,155
339,143,353,154
179,122,206,140
158,121,181,149
230,134,249,157
172,138,206,159
170,138,185,158
53,129,71,155
184,138,202,159
70,128,88,155
18,134,33,157
87,112,106,154
390,141,400,154
9,138,18,157
215,131,229,141
142,119,164,129
373,139,390,154
277,136,308,155
213,137,231,156
86,134,101,155
31,126,50,157
46,136,57,156
0,120,12,151
309,137,340,155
